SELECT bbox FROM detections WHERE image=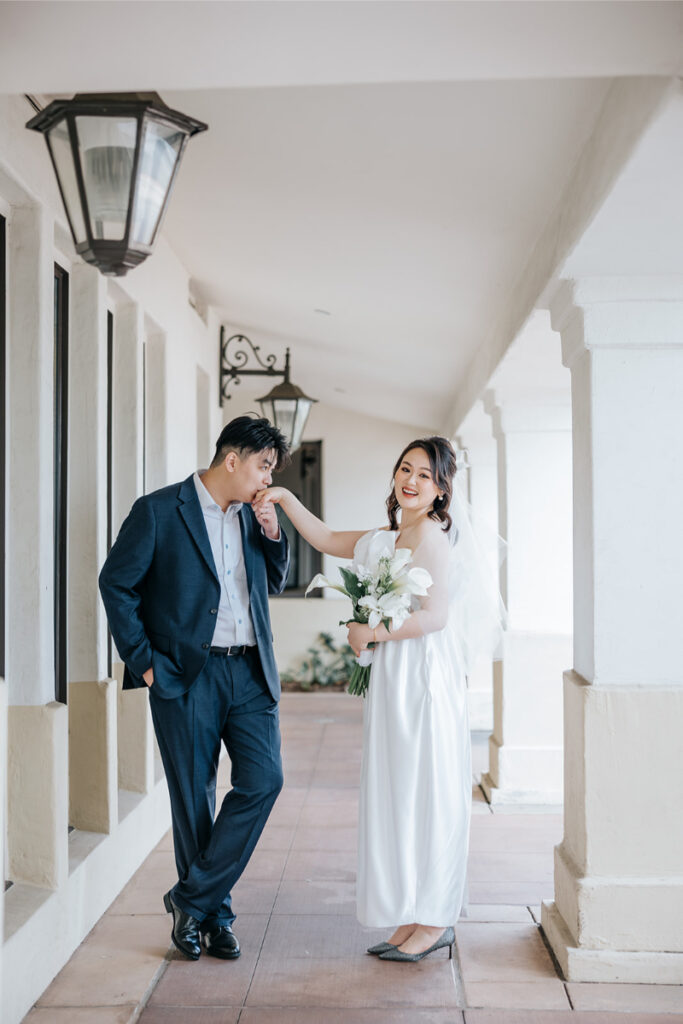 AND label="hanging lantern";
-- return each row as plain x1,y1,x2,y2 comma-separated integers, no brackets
220,332,317,453
27,92,207,276
256,350,317,453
